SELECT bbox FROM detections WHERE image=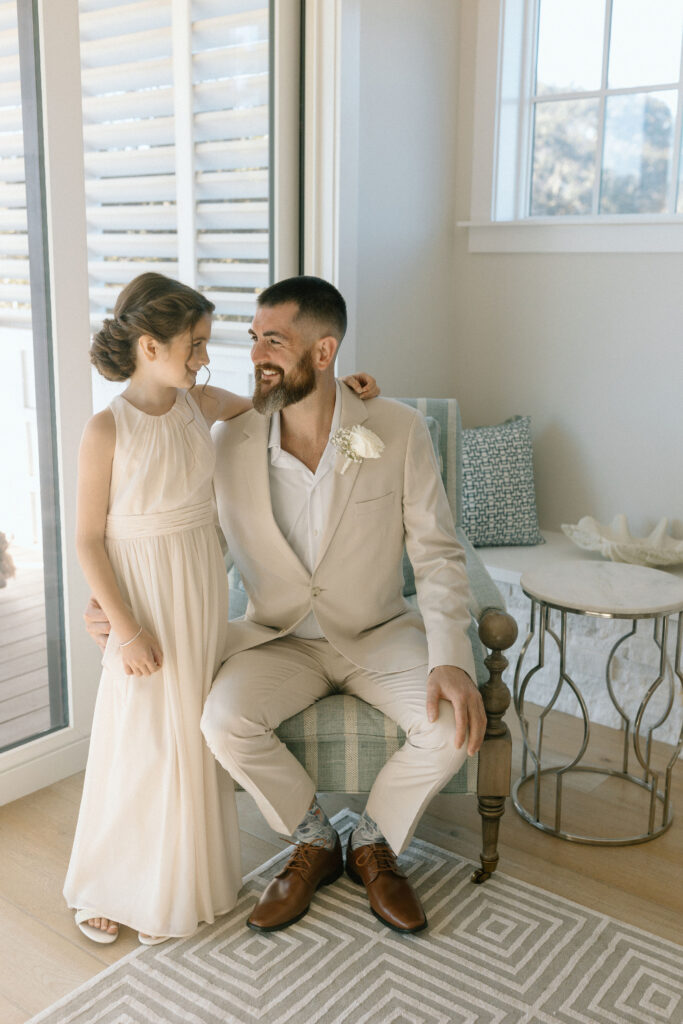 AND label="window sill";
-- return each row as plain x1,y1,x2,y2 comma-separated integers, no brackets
458,217,683,254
